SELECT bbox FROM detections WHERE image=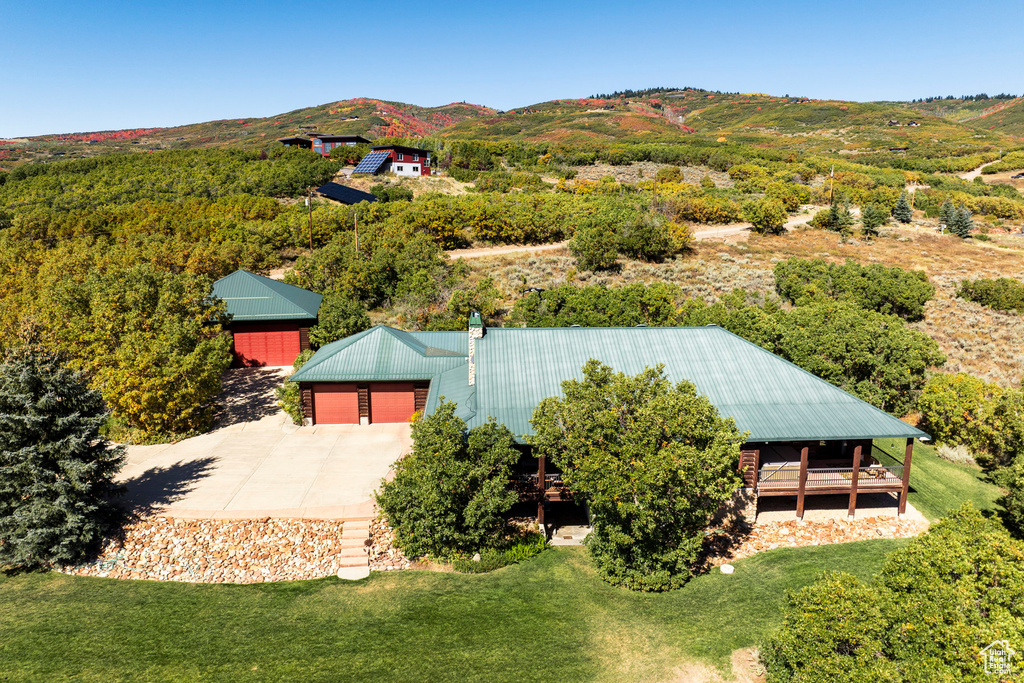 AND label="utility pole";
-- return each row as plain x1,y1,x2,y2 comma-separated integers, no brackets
829,165,835,205
306,187,313,250
354,212,359,254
